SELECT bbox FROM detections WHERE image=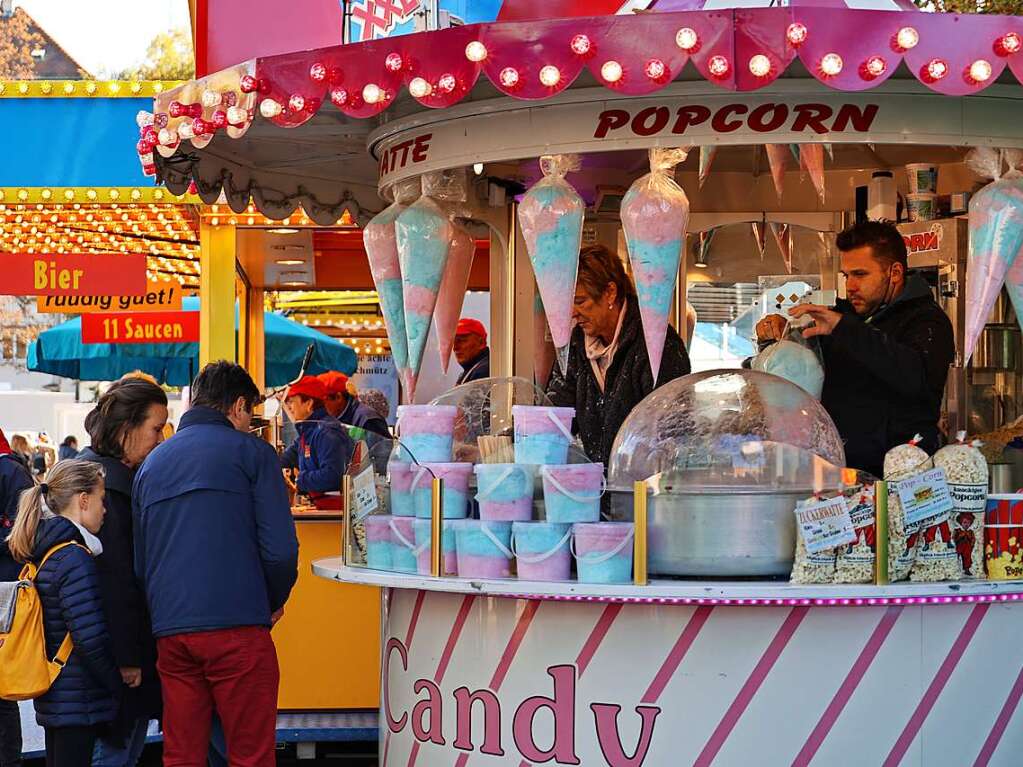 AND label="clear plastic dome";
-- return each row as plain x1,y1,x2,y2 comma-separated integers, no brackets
608,369,846,493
